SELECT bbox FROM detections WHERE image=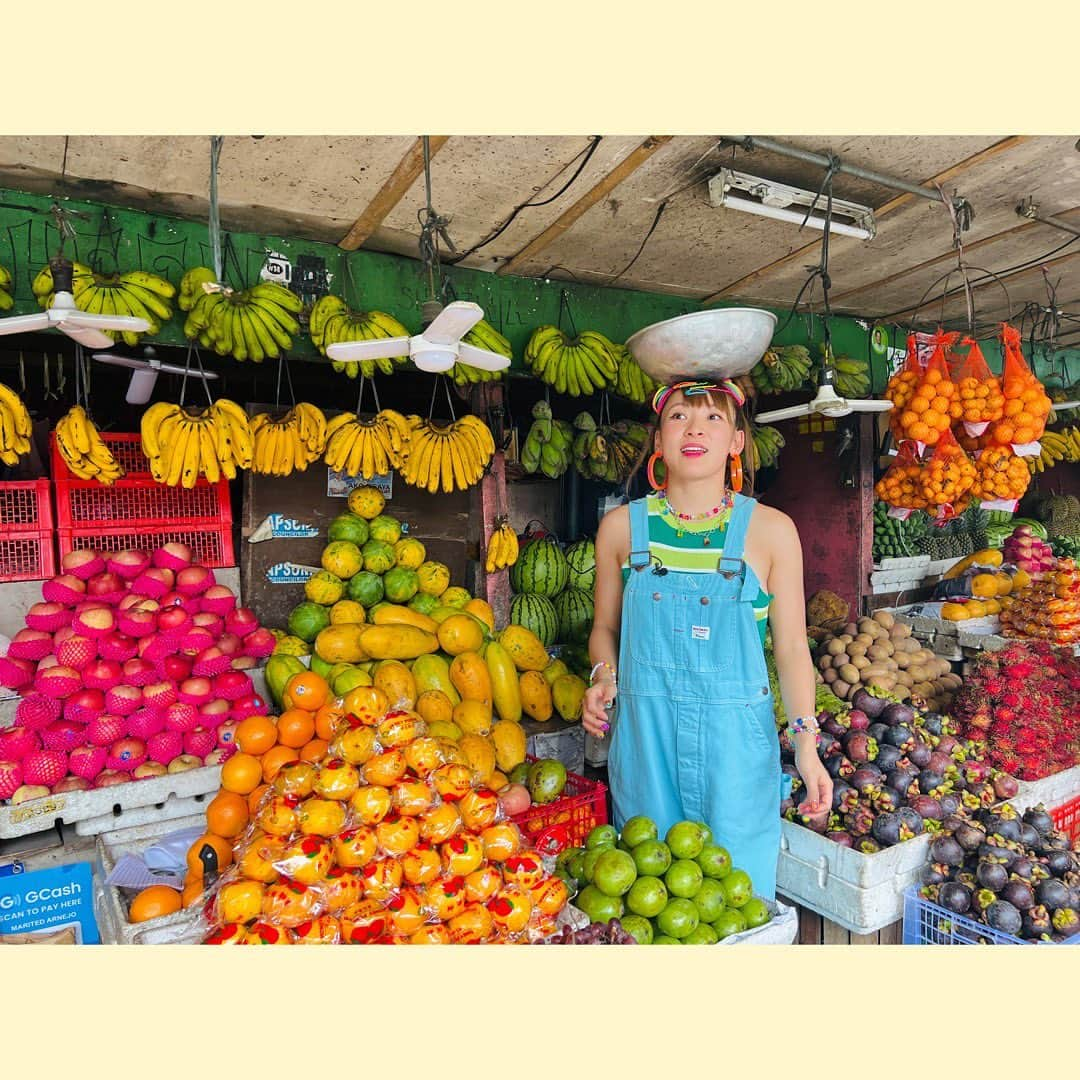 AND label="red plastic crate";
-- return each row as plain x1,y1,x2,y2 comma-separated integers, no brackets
59,524,234,570
0,479,54,529
51,432,152,480
0,480,56,582
1051,795,1080,846
510,756,608,856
